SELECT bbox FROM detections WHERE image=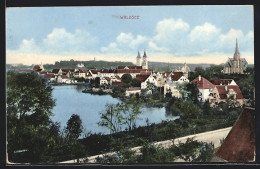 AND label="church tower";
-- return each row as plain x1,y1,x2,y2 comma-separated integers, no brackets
233,38,241,73
142,50,148,69
136,51,141,66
